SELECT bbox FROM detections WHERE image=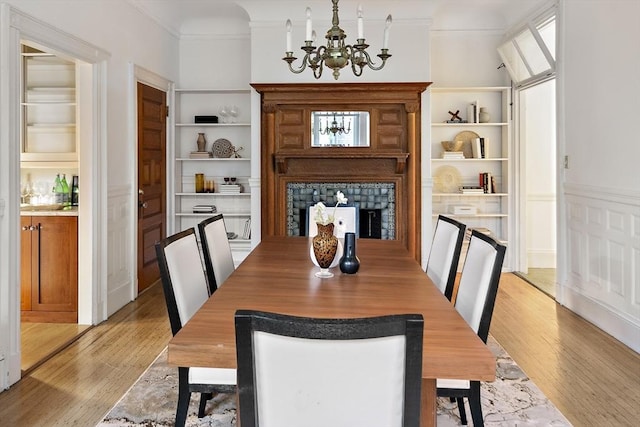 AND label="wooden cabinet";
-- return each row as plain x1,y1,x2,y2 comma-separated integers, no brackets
21,215,78,322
